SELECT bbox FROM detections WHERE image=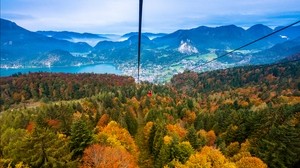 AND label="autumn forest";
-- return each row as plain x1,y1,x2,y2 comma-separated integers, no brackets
0,60,300,168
